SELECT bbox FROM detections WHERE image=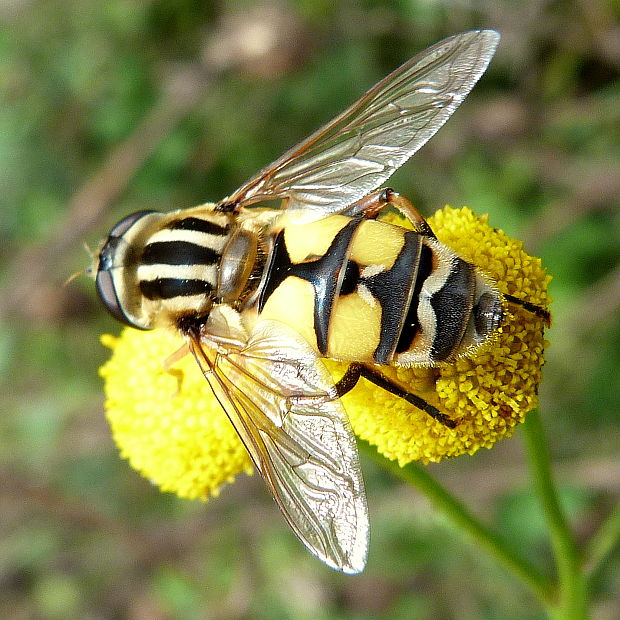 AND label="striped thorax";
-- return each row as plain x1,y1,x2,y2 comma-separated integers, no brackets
95,204,267,330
